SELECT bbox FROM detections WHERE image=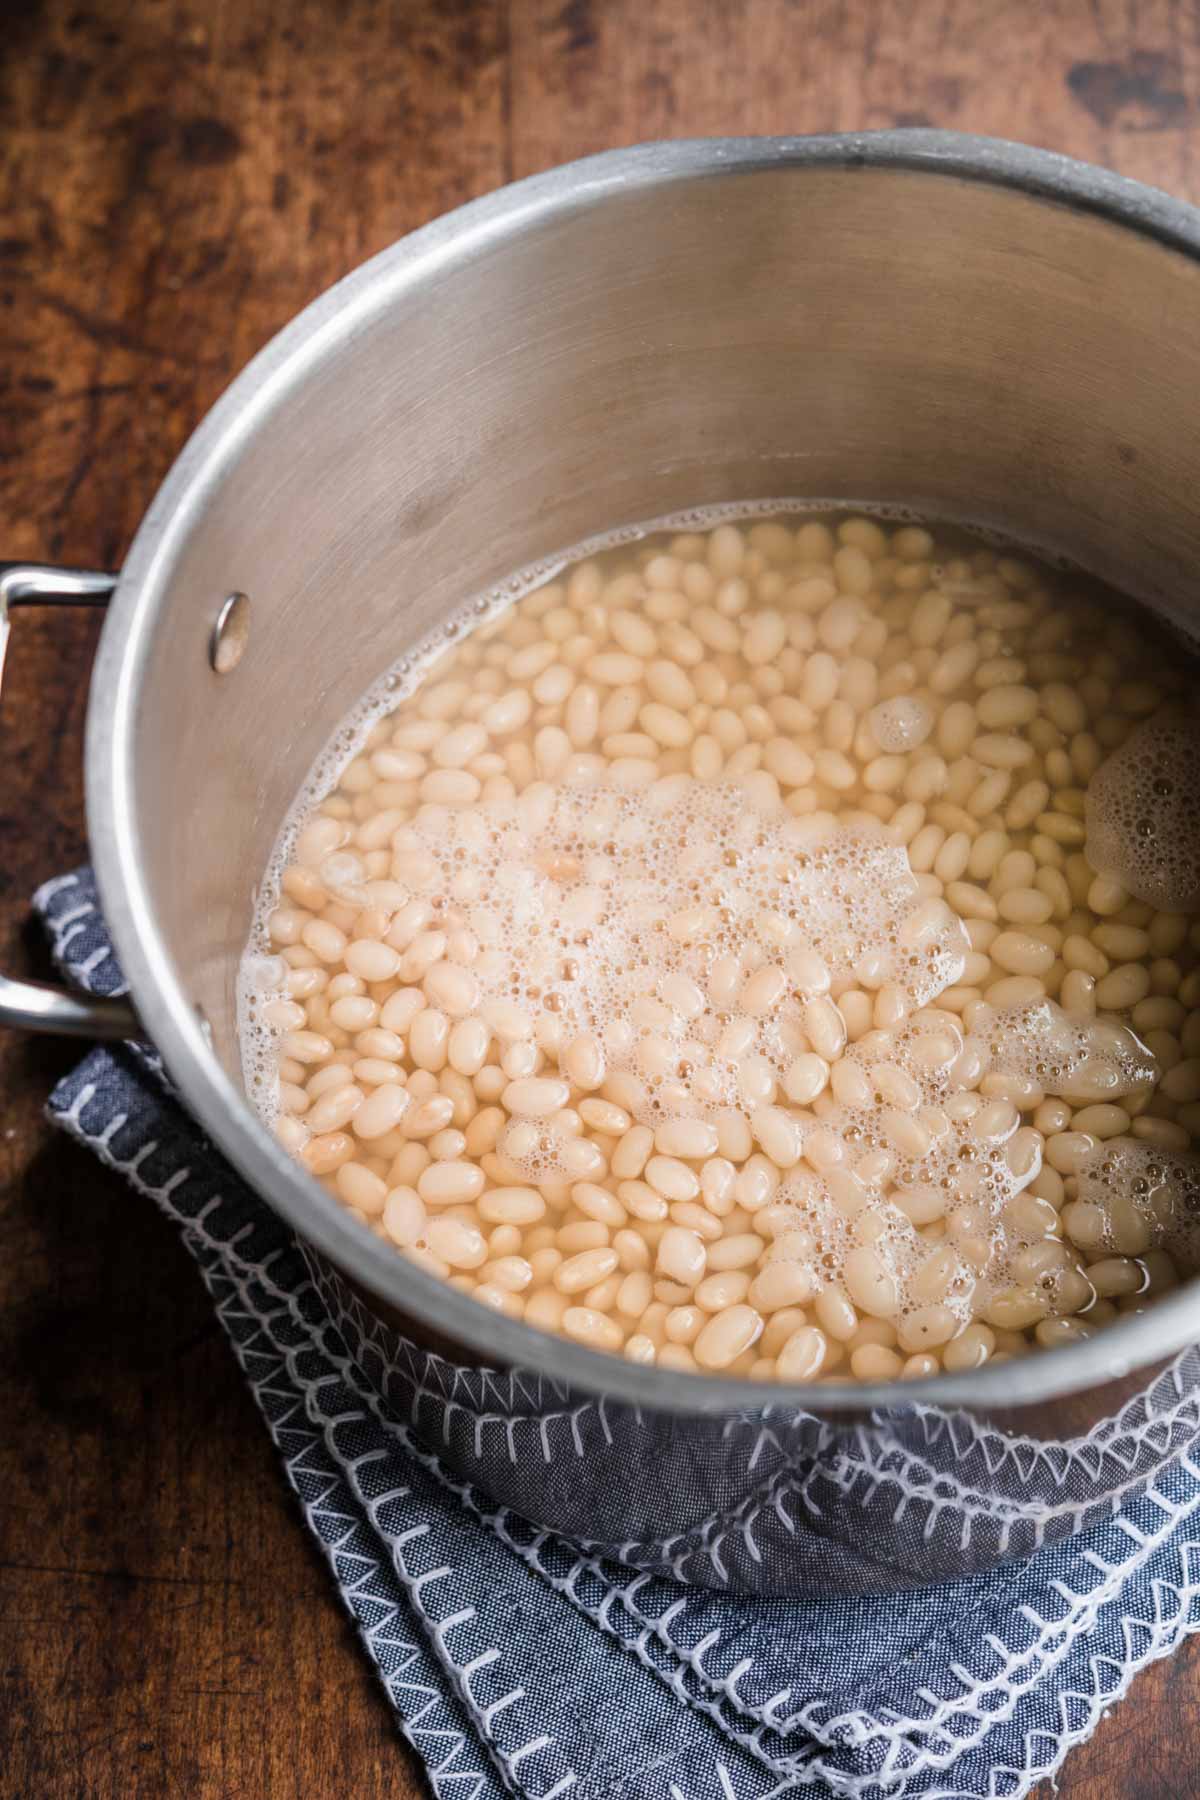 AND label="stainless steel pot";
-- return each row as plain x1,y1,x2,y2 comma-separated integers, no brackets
6,132,1200,1594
